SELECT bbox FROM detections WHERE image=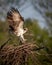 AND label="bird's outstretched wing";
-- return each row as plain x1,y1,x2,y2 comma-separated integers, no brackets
7,7,24,31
